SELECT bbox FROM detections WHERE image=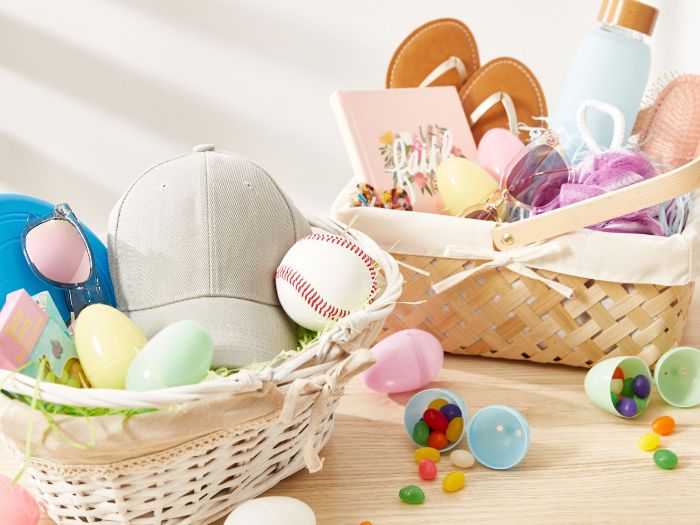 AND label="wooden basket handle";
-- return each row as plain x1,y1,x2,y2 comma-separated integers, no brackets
493,157,700,251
